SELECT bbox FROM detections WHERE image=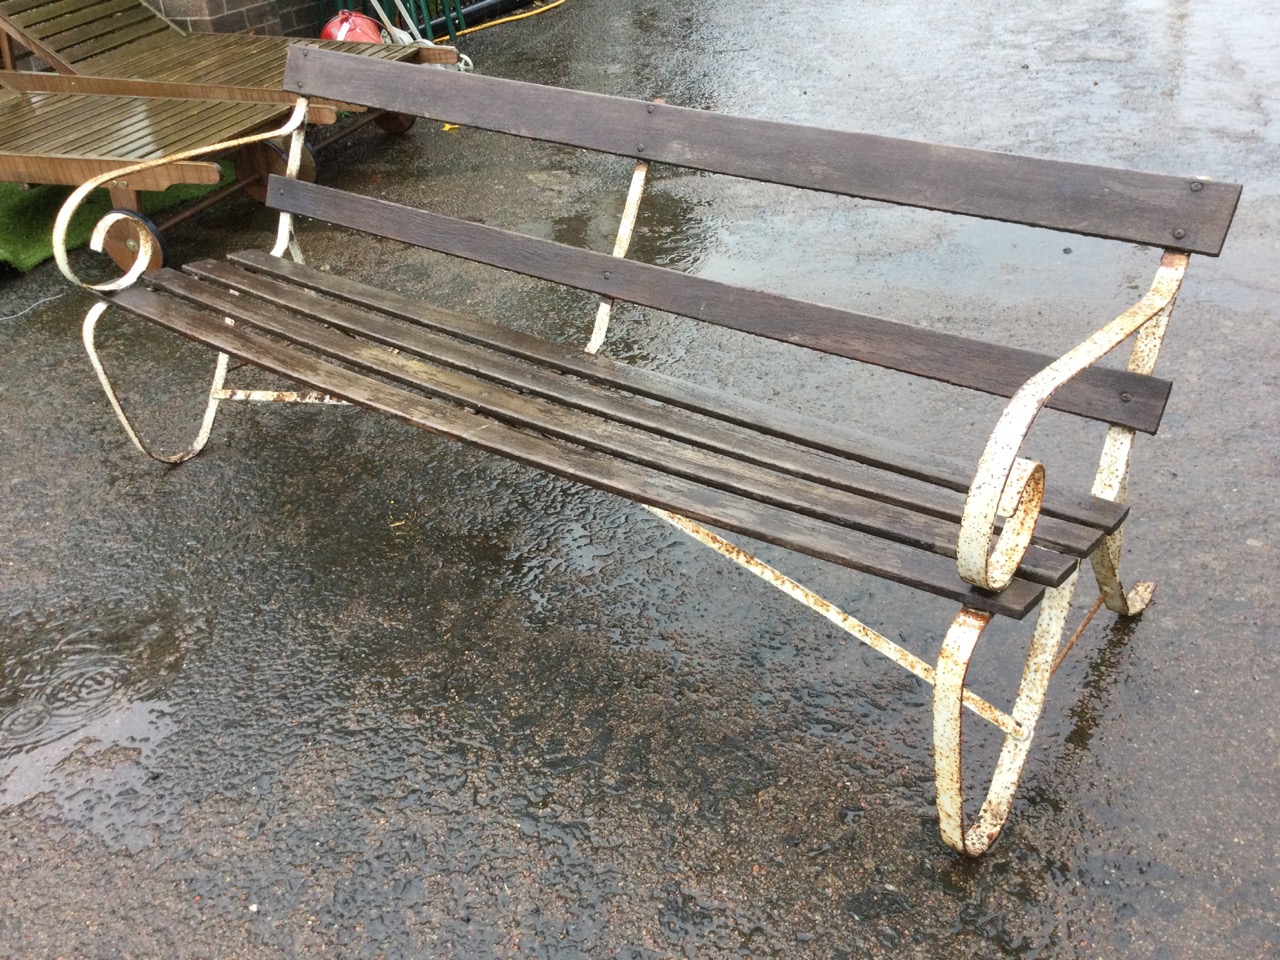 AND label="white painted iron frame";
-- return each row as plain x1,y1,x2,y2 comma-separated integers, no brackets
55,95,1188,855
